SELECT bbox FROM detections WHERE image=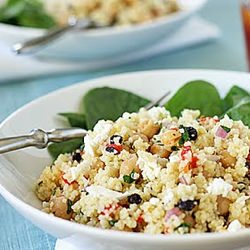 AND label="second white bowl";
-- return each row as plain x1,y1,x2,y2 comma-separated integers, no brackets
0,0,206,61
